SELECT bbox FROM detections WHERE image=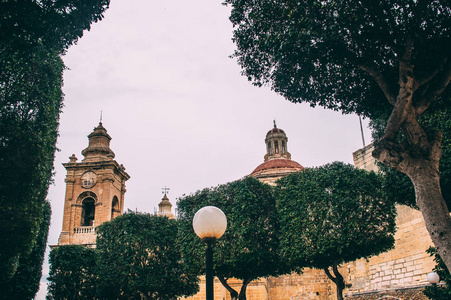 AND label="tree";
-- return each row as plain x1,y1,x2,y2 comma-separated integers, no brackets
0,201,51,300
177,177,287,300
224,0,451,270
423,247,451,300
0,0,110,282
276,162,397,300
47,245,97,300
95,212,199,300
